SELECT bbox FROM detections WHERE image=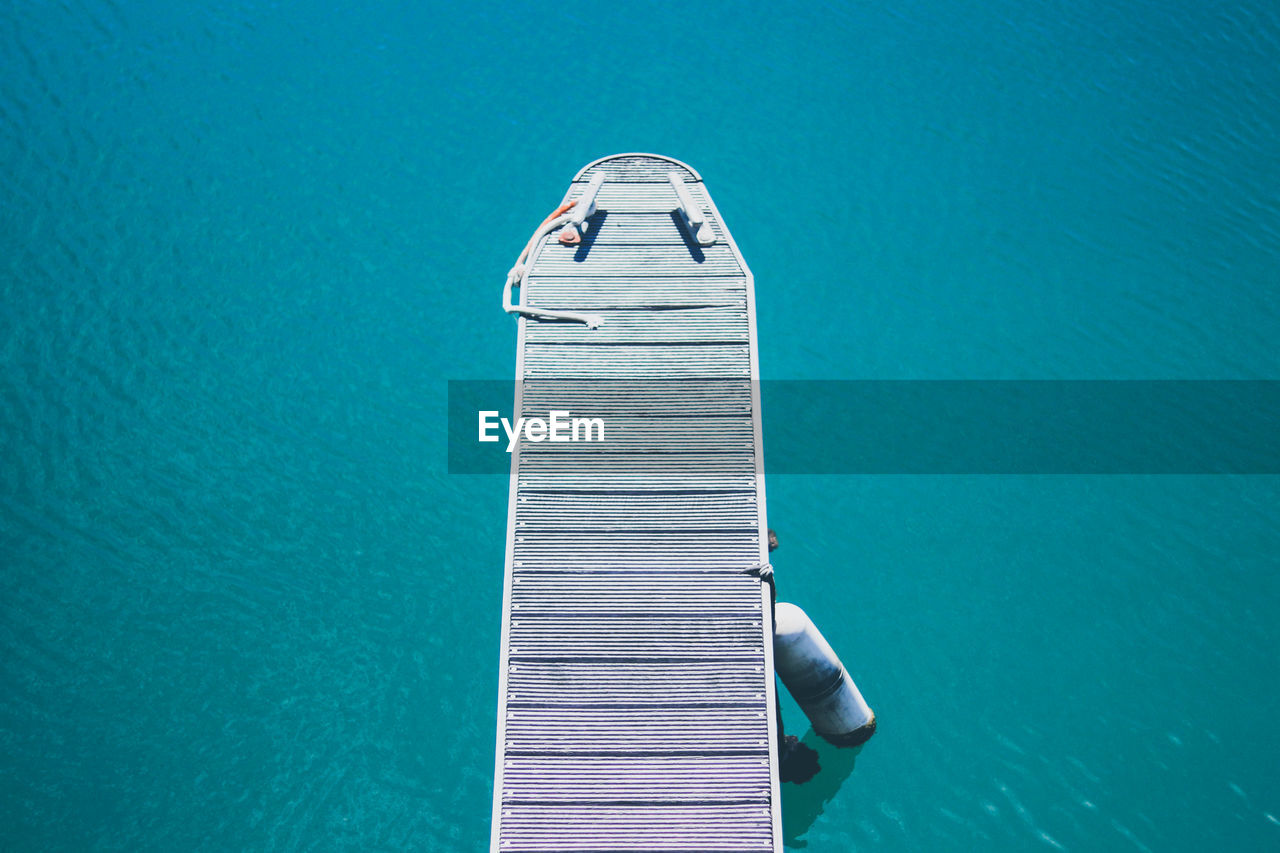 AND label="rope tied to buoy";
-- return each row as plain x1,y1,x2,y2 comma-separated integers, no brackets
742,561,776,611
741,560,793,764
742,543,821,782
